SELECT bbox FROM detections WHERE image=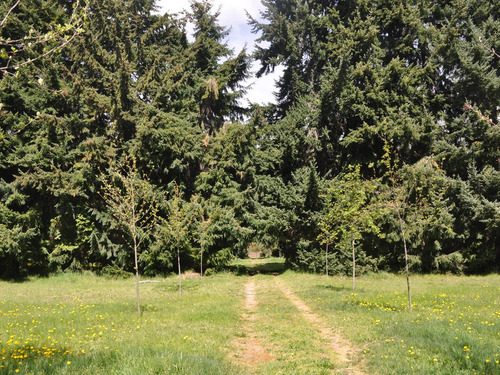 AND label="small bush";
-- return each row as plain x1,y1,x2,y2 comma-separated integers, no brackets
100,264,133,279
407,255,422,273
434,252,464,274
204,268,216,277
